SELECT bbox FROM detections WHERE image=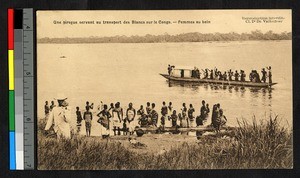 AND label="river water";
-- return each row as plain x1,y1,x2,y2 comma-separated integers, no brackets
37,40,292,127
